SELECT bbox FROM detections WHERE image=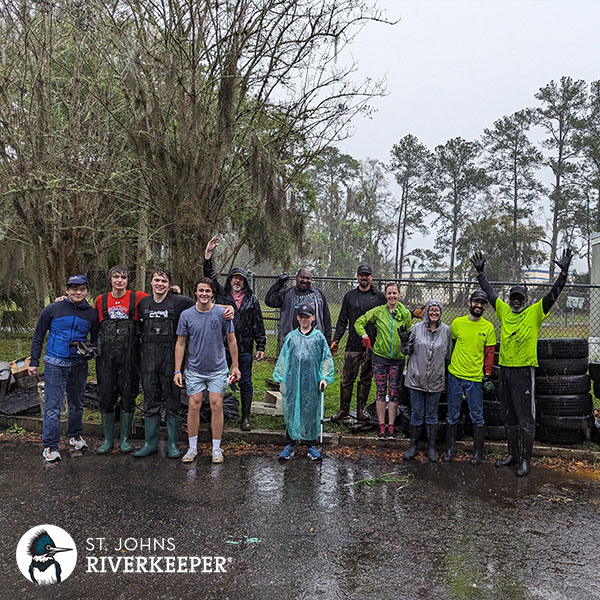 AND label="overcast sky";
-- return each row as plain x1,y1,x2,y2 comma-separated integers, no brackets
339,0,599,161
